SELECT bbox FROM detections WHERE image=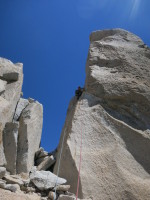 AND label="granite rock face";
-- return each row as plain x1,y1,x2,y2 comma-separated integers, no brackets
54,29,150,200
0,123,6,166
0,79,7,94
0,58,23,124
0,57,43,177
0,58,23,166
1,29,150,200
0,58,46,199
17,101,43,174
13,98,29,121
0,58,72,200
86,29,150,130
3,122,19,174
